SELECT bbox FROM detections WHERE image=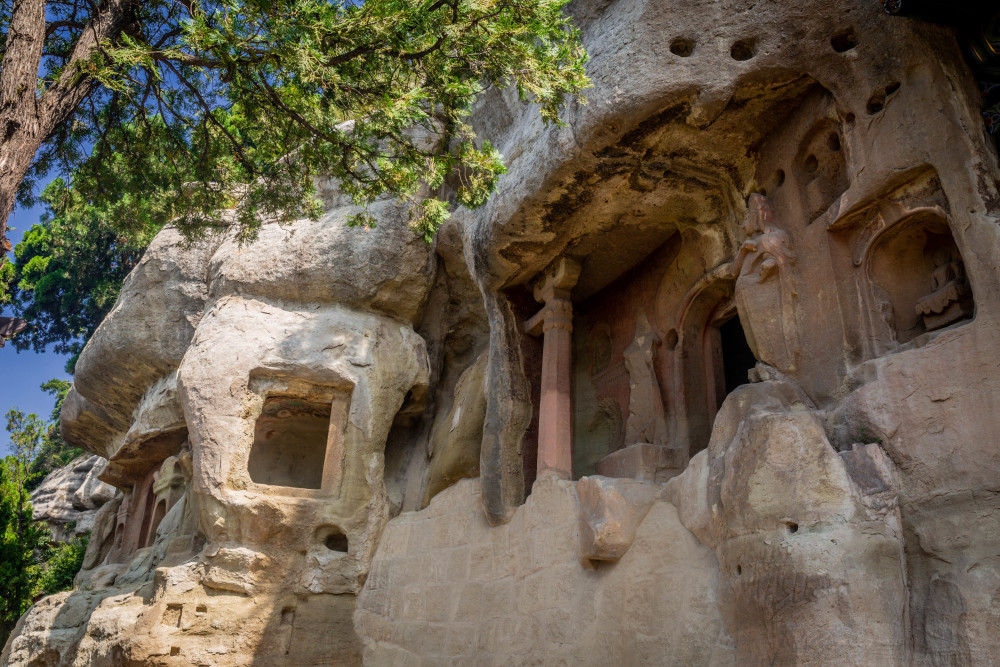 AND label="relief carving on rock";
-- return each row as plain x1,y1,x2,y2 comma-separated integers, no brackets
732,193,800,374
622,313,668,447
